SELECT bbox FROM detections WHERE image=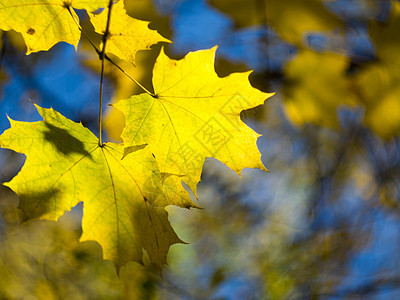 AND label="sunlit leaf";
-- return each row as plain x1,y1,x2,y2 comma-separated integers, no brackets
89,0,170,64
115,47,272,194
0,104,194,269
0,0,110,54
